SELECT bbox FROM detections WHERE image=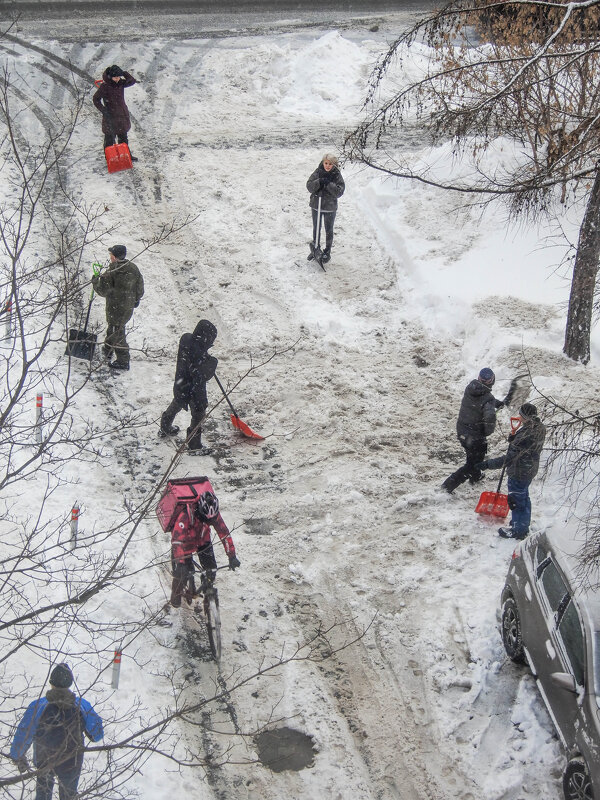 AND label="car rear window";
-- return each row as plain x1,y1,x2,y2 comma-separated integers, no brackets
539,561,569,614
558,601,585,686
